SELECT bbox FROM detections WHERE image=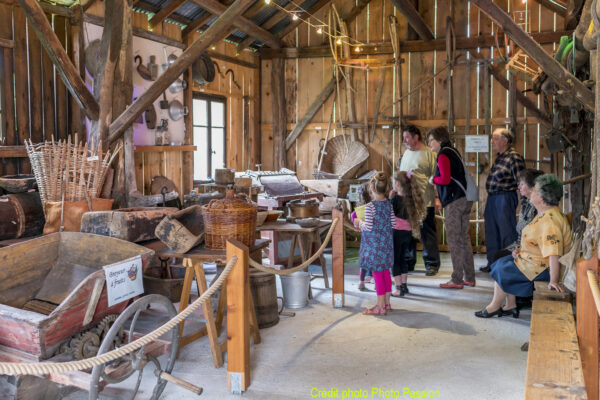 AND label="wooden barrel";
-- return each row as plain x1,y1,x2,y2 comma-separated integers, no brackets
249,270,279,329
0,192,44,240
